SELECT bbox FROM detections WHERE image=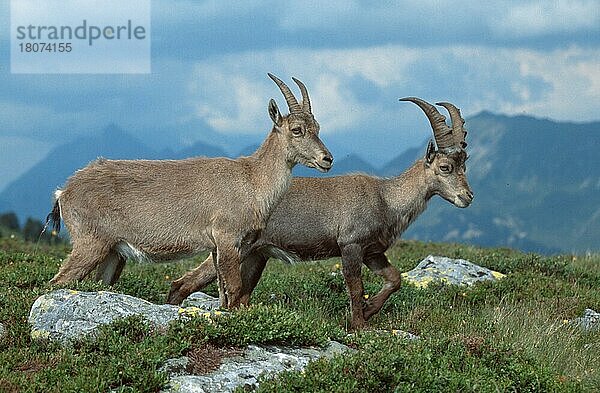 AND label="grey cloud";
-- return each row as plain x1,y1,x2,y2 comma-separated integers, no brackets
0,1,597,162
